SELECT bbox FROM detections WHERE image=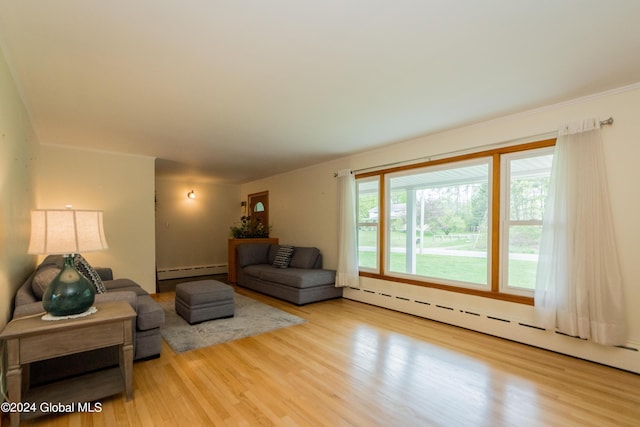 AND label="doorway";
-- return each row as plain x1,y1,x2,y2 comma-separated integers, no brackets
248,191,269,229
